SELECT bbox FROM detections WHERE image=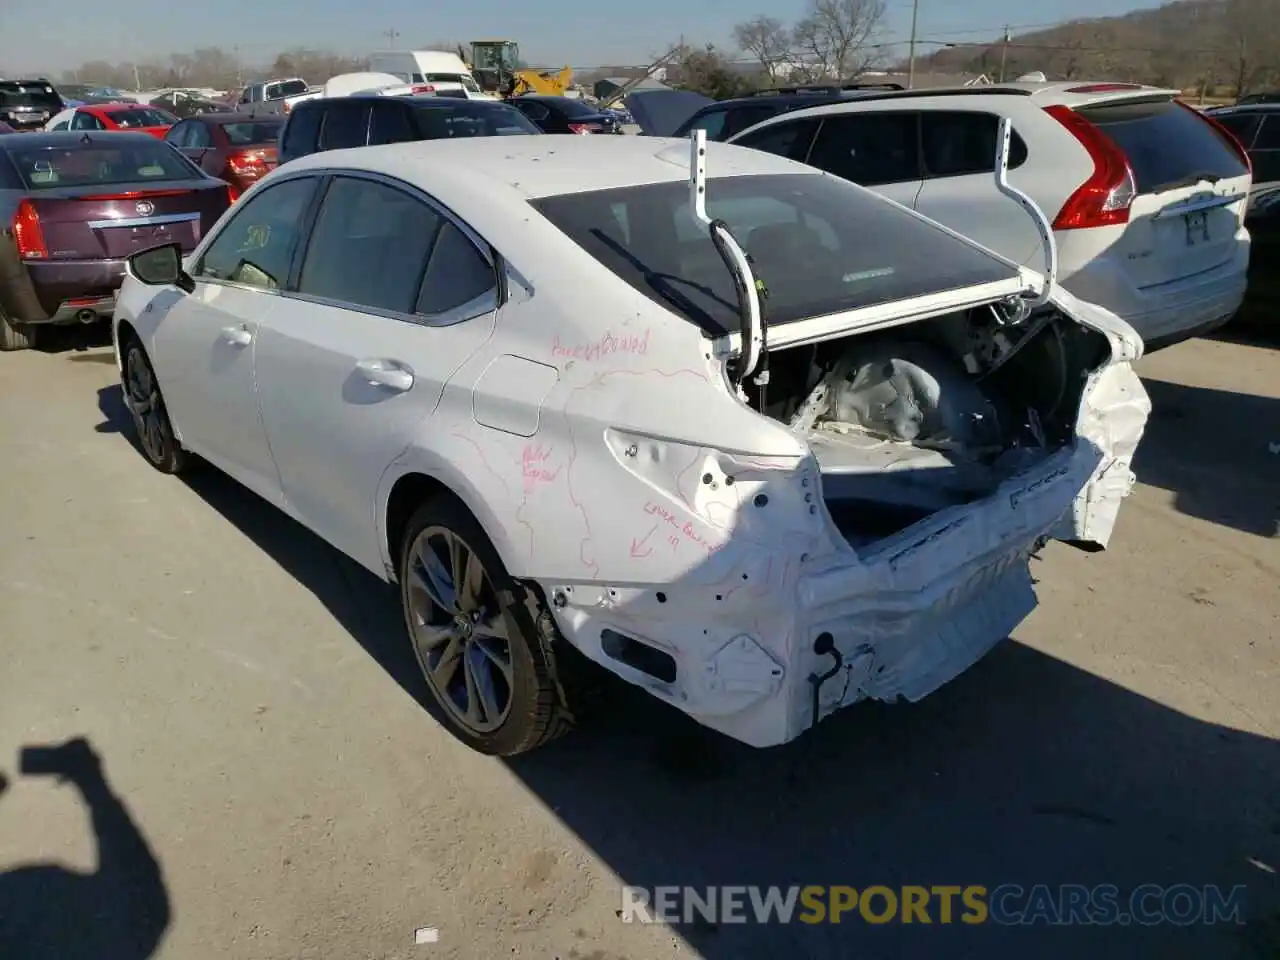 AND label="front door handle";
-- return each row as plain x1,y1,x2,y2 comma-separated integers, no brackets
355,358,414,392
219,324,253,346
